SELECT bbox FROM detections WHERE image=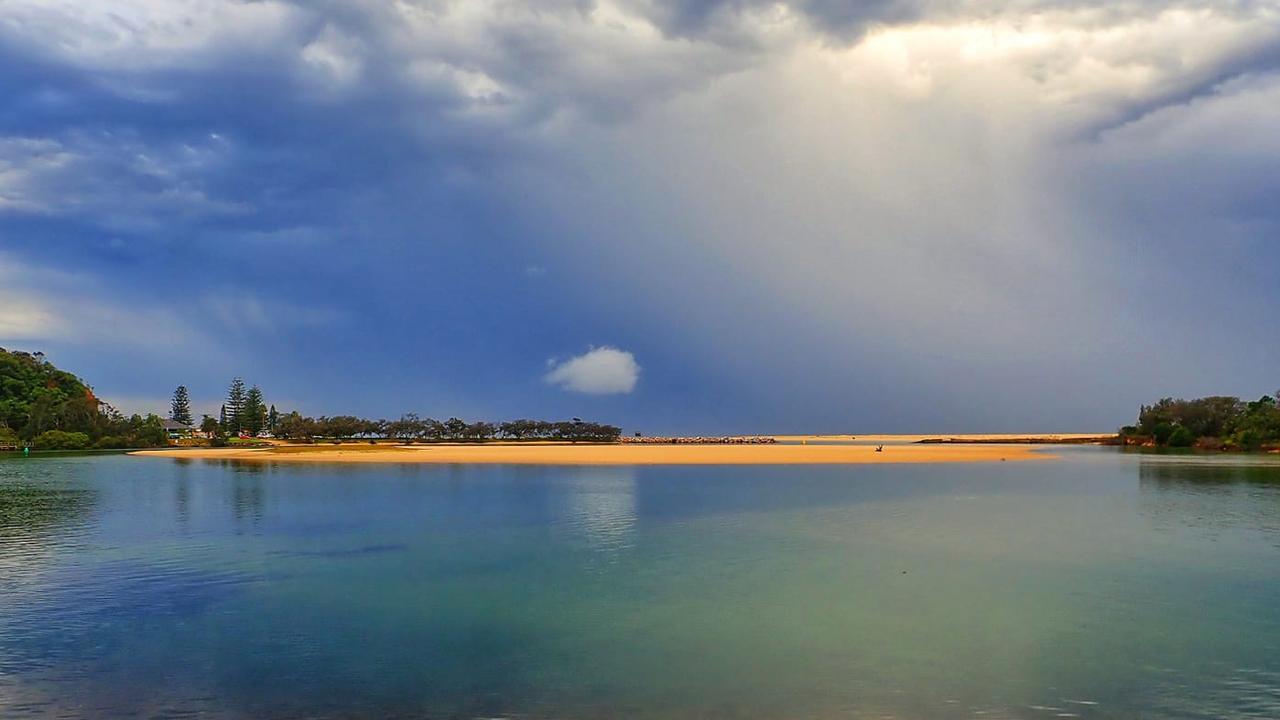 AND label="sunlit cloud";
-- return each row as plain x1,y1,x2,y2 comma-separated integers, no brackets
546,347,641,395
